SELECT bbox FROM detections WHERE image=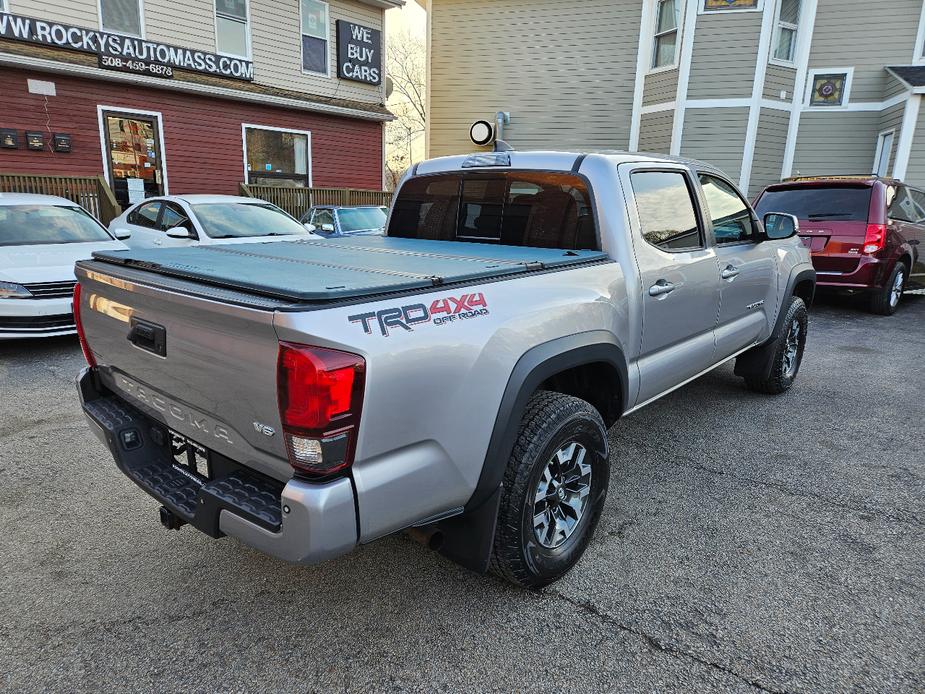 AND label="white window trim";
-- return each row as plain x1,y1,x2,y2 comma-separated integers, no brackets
914,1,925,65
214,0,253,60
241,123,313,187
698,0,764,15
96,104,169,194
649,0,683,74
0,1,7,13
768,0,801,67
299,0,331,78
803,67,854,110
872,129,896,177
97,0,145,39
